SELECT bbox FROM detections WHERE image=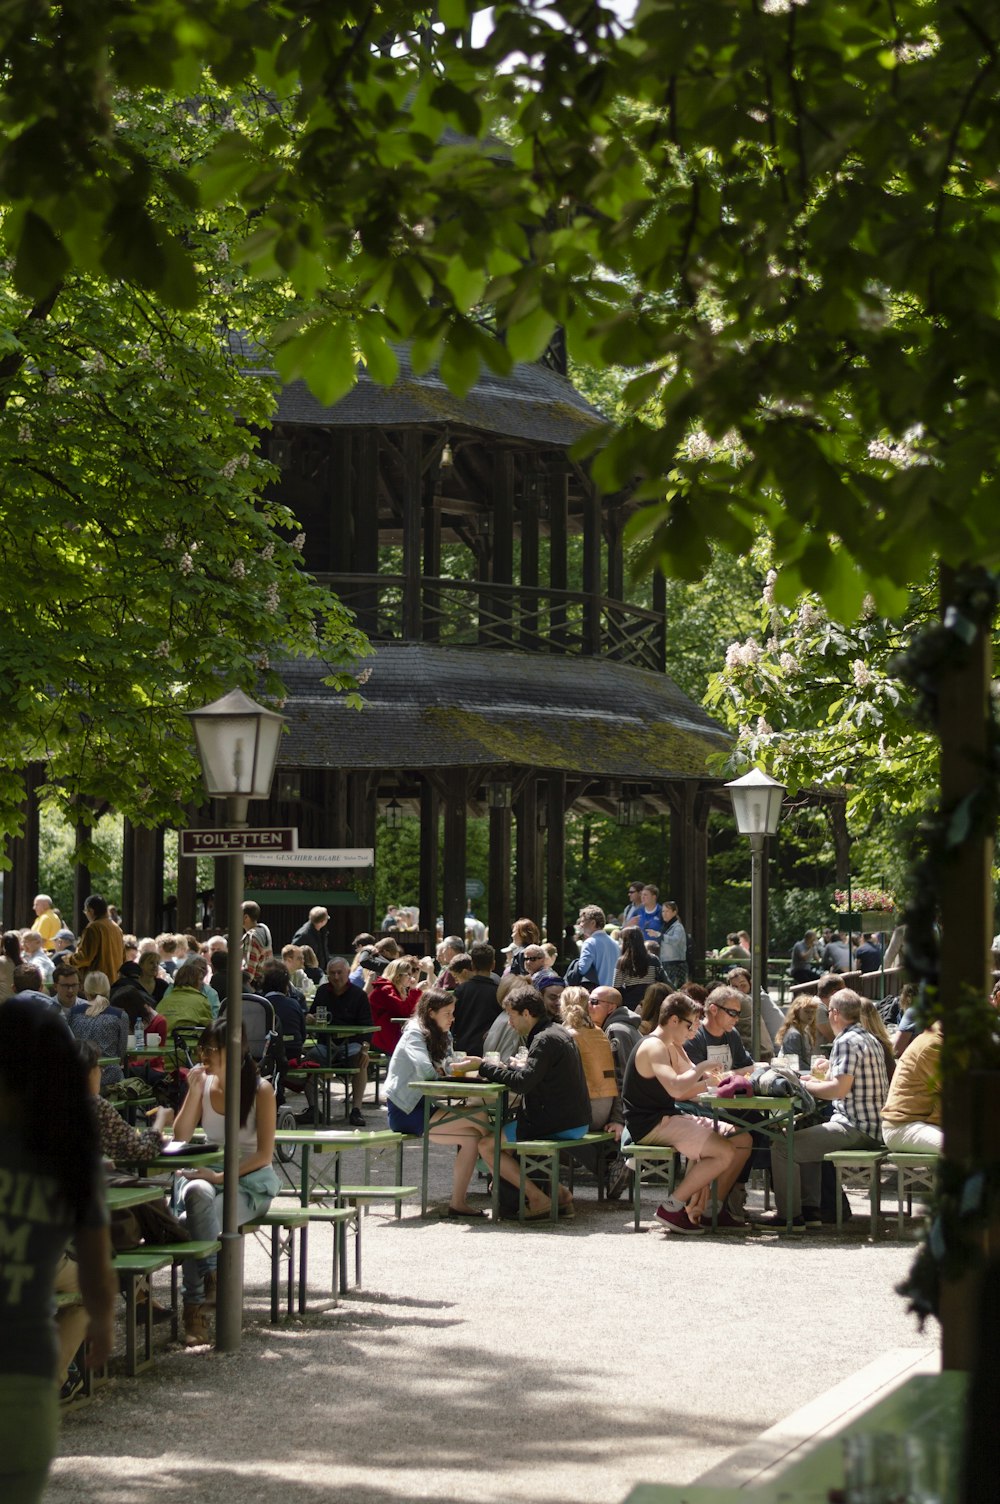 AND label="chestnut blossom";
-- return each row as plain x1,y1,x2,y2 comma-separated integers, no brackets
852,659,873,690
291,532,306,552
779,652,798,674
232,558,246,579
762,568,778,606
179,552,194,576
265,582,280,612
